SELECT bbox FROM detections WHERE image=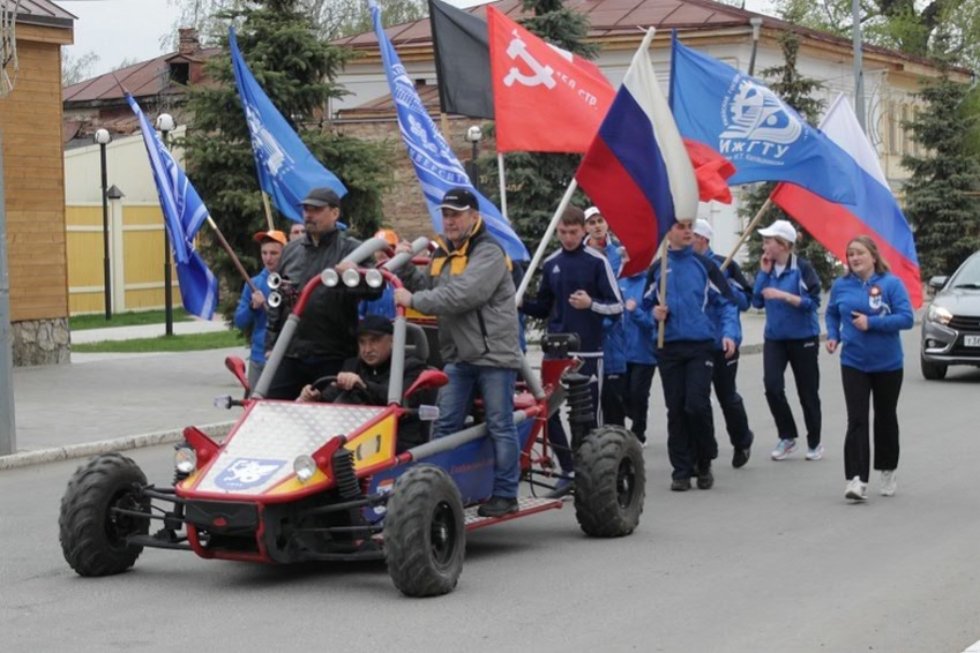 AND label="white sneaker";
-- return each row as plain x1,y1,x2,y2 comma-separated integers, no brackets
805,444,825,461
770,438,797,460
845,476,867,502
880,470,897,496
